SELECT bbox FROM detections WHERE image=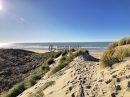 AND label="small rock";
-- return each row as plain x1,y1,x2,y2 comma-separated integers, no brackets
105,79,112,84
116,78,121,82
98,79,103,82
79,77,82,80
66,90,69,94
82,80,86,84
69,86,72,91
86,85,91,89
112,75,117,78
71,93,75,97
126,75,130,79
116,85,122,91
111,93,116,97
128,81,130,88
